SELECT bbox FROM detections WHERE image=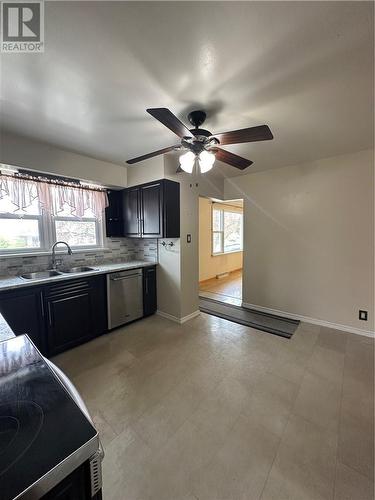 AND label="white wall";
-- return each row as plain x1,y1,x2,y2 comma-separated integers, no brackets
199,197,243,282
155,156,225,321
0,131,127,187
224,149,374,334
127,157,165,187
